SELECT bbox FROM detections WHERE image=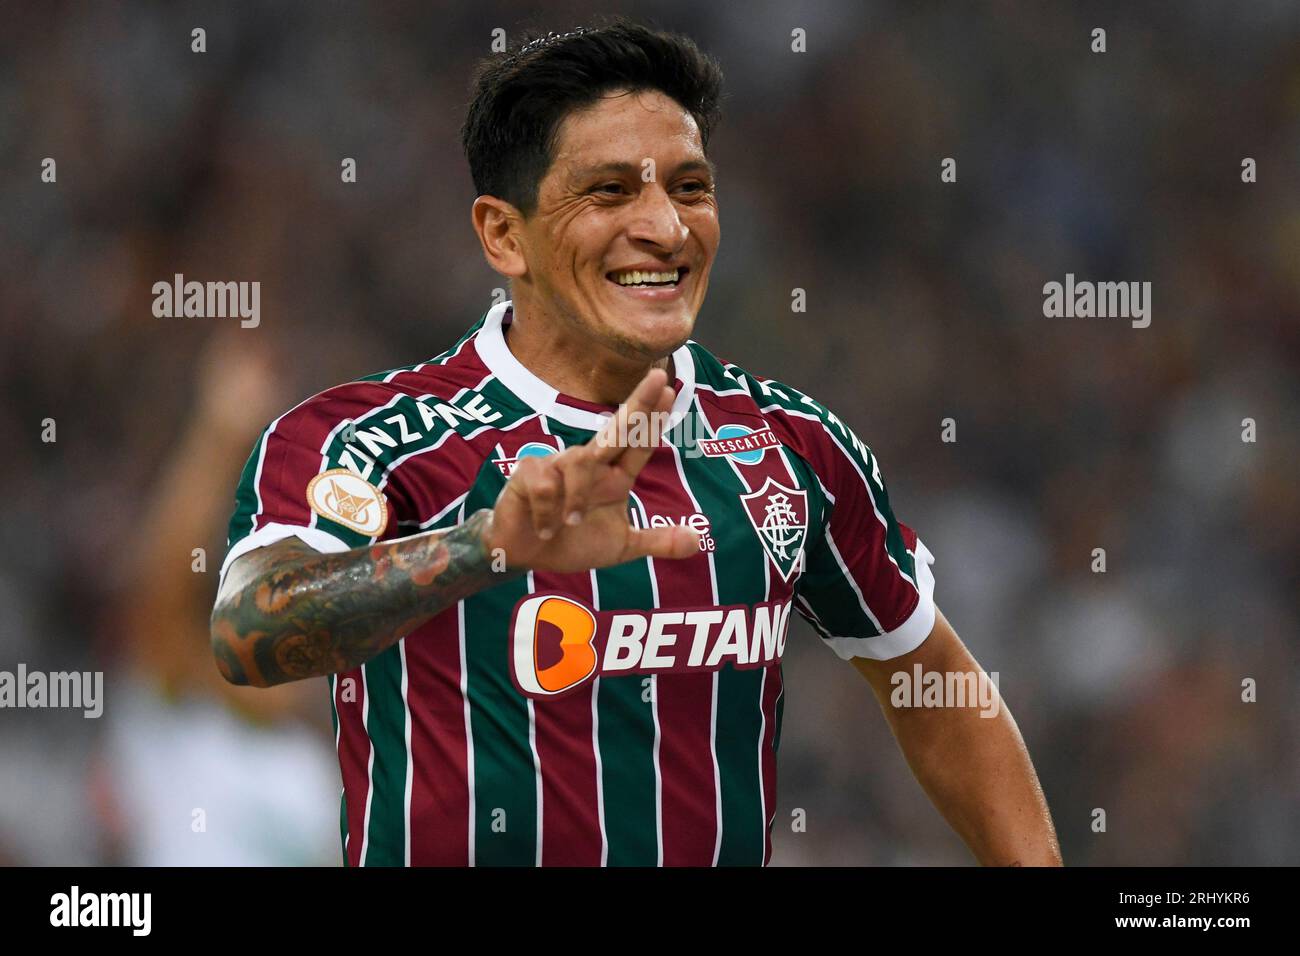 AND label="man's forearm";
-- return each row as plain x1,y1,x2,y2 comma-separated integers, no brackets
885,695,1062,866
857,611,1062,865
210,509,520,687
